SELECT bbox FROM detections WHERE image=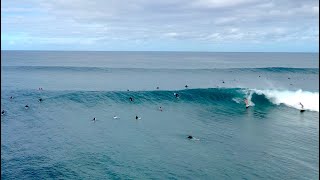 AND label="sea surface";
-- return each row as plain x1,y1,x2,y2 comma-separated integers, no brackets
1,51,319,179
